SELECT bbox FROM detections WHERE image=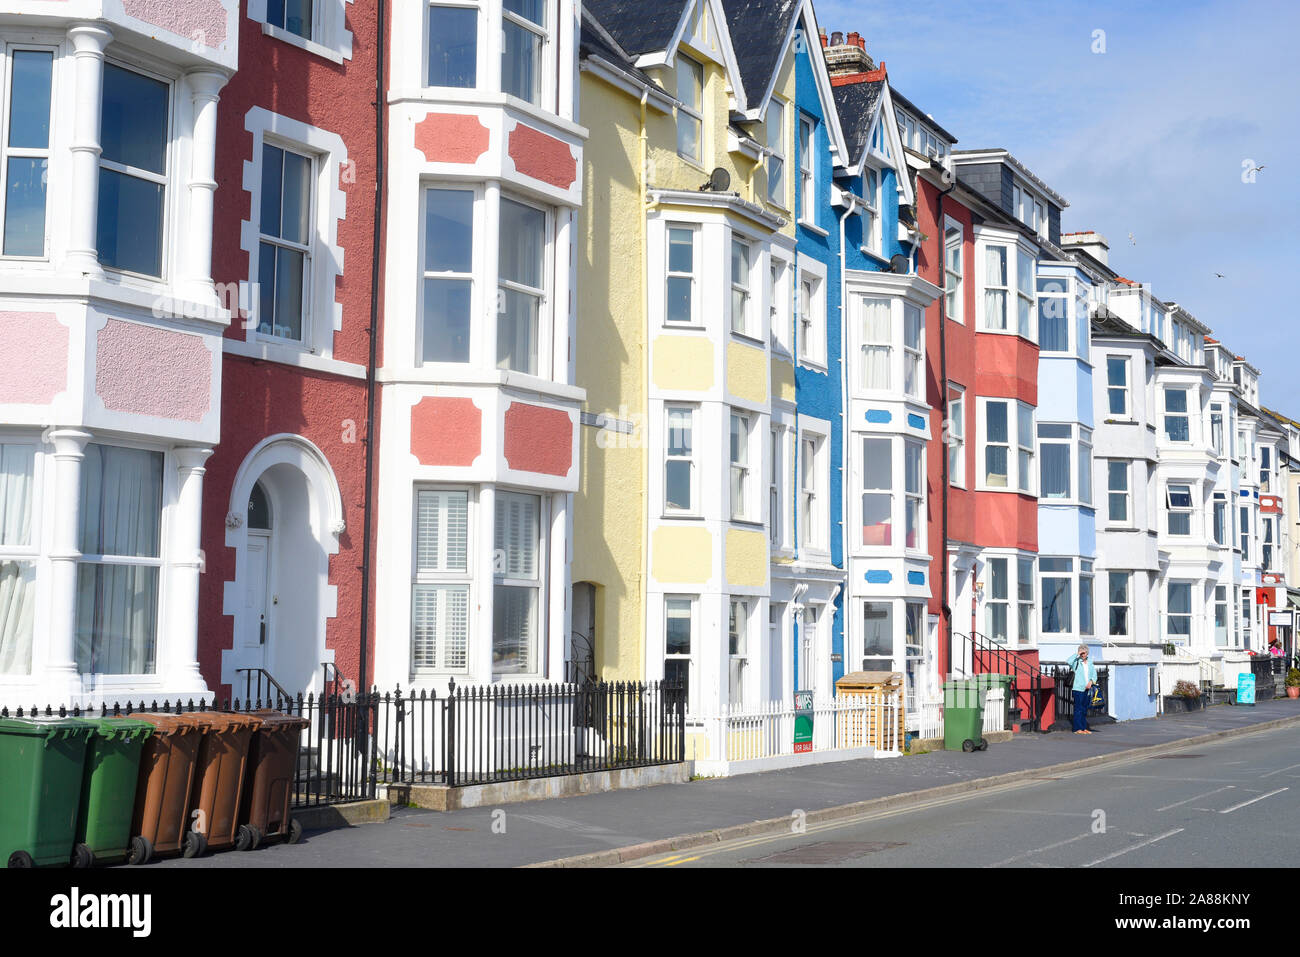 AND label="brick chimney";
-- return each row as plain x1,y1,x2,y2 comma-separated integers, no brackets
1061,230,1110,267
823,28,875,78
